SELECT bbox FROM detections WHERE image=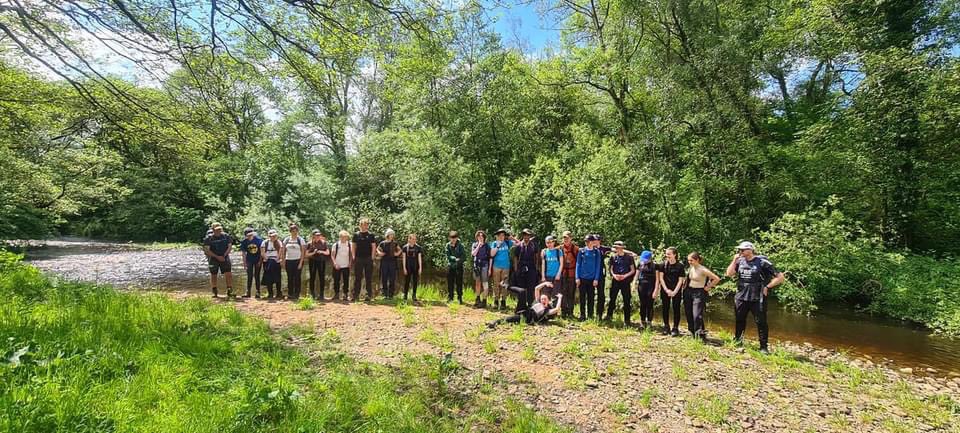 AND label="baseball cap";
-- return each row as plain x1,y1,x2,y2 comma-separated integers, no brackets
613,241,625,248
640,250,653,262
243,227,254,235
267,229,278,236
737,241,755,251
311,229,322,236
585,234,598,242
545,235,556,242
